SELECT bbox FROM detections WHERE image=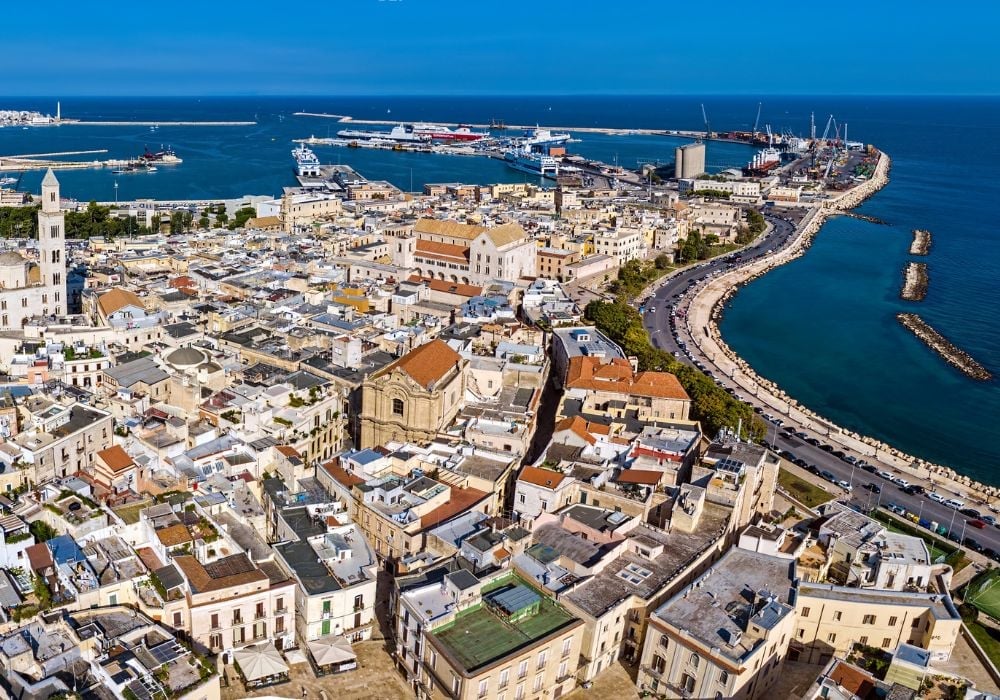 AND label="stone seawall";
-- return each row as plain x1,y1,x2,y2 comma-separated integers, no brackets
897,313,992,381
900,262,928,301
679,148,1000,505
910,229,932,255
